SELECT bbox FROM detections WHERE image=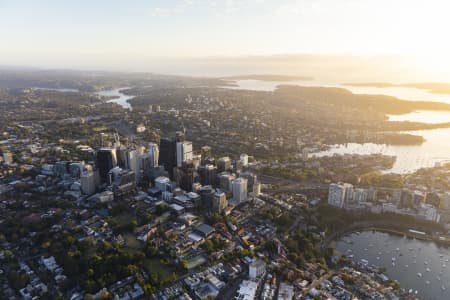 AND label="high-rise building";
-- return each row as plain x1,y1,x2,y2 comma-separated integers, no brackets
199,185,215,210
212,191,228,214
200,146,212,165
176,141,193,167
69,162,84,178
80,171,97,195
2,152,13,165
148,142,159,168
159,138,177,179
249,259,266,280
155,176,172,192
217,157,231,172
232,178,248,203
125,149,140,182
218,172,236,192
239,172,257,191
96,148,118,182
108,167,136,197
176,161,196,192
199,164,218,186
253,181,261,196
328,183,353,208
54,161,68,177
240,154,249,167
